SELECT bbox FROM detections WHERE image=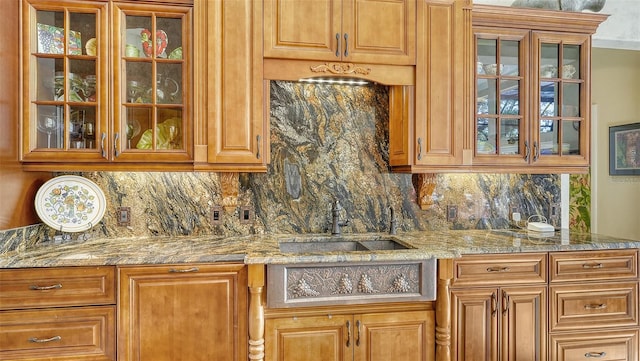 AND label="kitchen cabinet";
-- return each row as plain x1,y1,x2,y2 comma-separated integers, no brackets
20,0,193,171
193,0,267,171
0,266,116,361
265,305,434,361
388,0,471,172
548,250,639,361
471,5,607,173
117,263,247,361
263,0,415,66
446,253,548,361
